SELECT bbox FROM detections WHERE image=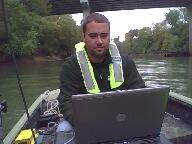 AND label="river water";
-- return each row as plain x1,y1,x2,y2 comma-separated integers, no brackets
0,57,192,138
